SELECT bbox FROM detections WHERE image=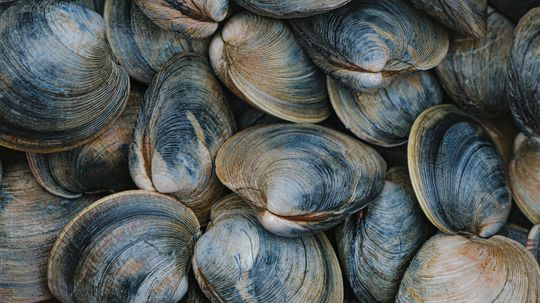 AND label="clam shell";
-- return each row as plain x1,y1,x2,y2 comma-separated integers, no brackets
48,190,201,302
497,223,529,246
409,0,488,39
397,234,540,302
509,8,540,142
336,167,429,303
509,139,540,223
209,11,330,123
0,0,130,153
192,194,344,302
436,8,514,118
129,53,236,224
216,123,386,237
528,223,540,263
26,84,144,199
0,158,98,302
408,104,511,237
328,71,443,147
104,0,209,84
233,0,350,18
478,114,519,164
133,0,228,39
489,0,540,22
290,0,449,92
